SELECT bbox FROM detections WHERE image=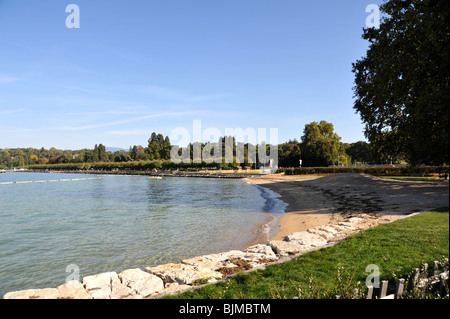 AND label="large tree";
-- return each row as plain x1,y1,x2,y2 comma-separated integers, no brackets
352,0,449,165
300,121,343,167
